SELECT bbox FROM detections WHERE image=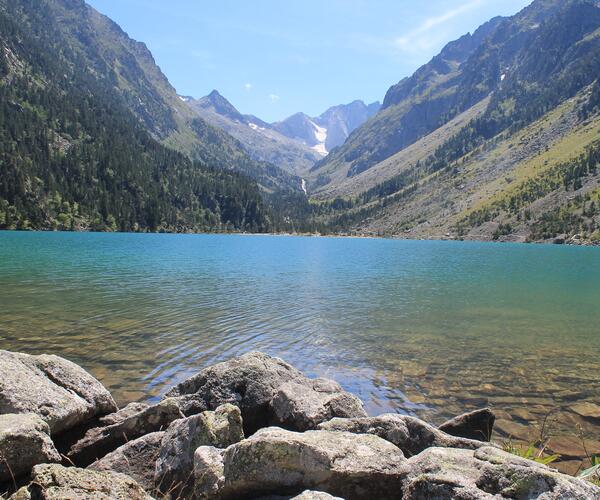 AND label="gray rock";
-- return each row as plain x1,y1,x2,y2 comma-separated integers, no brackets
270,378,367,431
0,350,117,435
438,408,496,441
88,431,164,492
10,464,152,499
401,446,600,499
68,398,183,466
292,491,344,499
165,352,365,434
99,402,150,426
318,413,486,457
0,413,61,482
193,446,226,499
155,403,244,498
193,427,406,499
